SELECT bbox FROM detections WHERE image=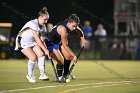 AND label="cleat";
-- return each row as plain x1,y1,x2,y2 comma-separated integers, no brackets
39,73,49,80
69,74,76,80
57,76,66,83
26,75,36,83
